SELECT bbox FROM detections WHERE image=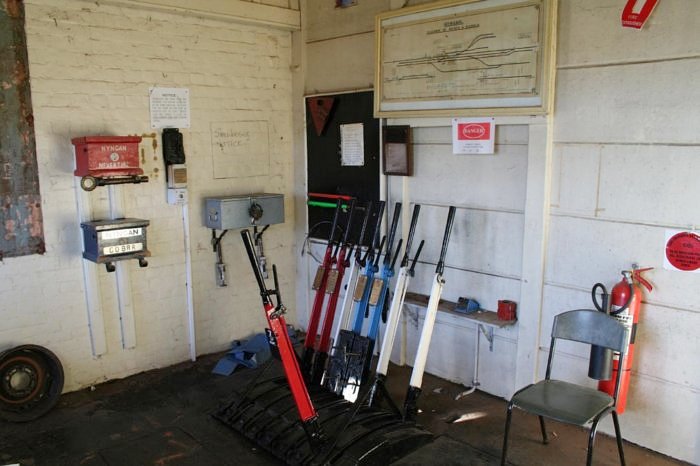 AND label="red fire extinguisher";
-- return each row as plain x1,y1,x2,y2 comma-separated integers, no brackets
597,266,653,414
